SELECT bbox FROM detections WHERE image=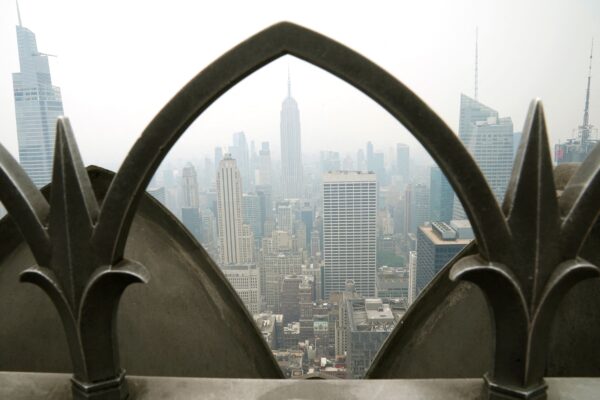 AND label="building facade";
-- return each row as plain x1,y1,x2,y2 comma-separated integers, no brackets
280,75,303,199
12,18,64,187
323,171,377,298
216,154,245,265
